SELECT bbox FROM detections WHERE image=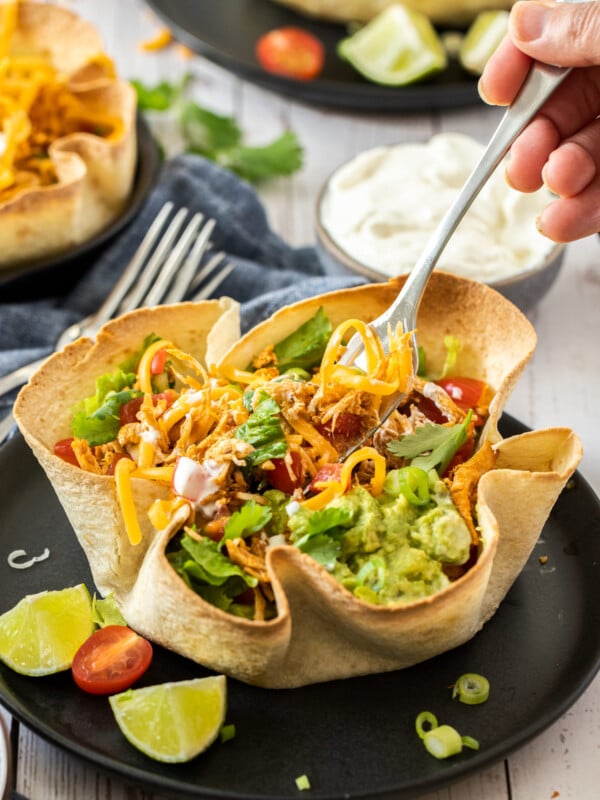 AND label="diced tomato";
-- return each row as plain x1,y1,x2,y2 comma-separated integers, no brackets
266,451,304,494
317,412,363,452
436,377,488,413
119,396,143,426
119,392,175,427
409,396,448,425
255,26,325,81
53,437,79,467
309,462,343,492
71,625,153,695
443,436,475,477
106,452,132,476
150,348,168,375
